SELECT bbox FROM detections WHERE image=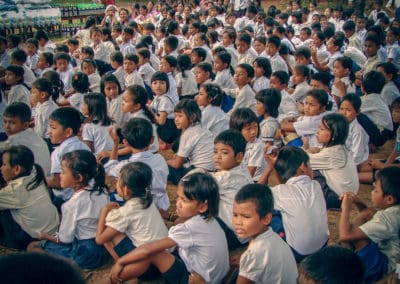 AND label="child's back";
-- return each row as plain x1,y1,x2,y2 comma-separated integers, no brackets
82,122,113,156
